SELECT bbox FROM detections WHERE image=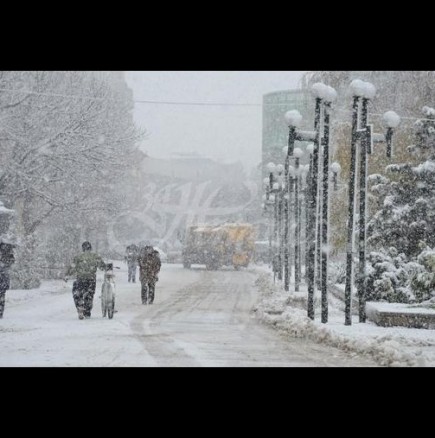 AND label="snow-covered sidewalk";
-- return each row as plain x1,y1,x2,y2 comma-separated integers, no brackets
251,268,435,367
